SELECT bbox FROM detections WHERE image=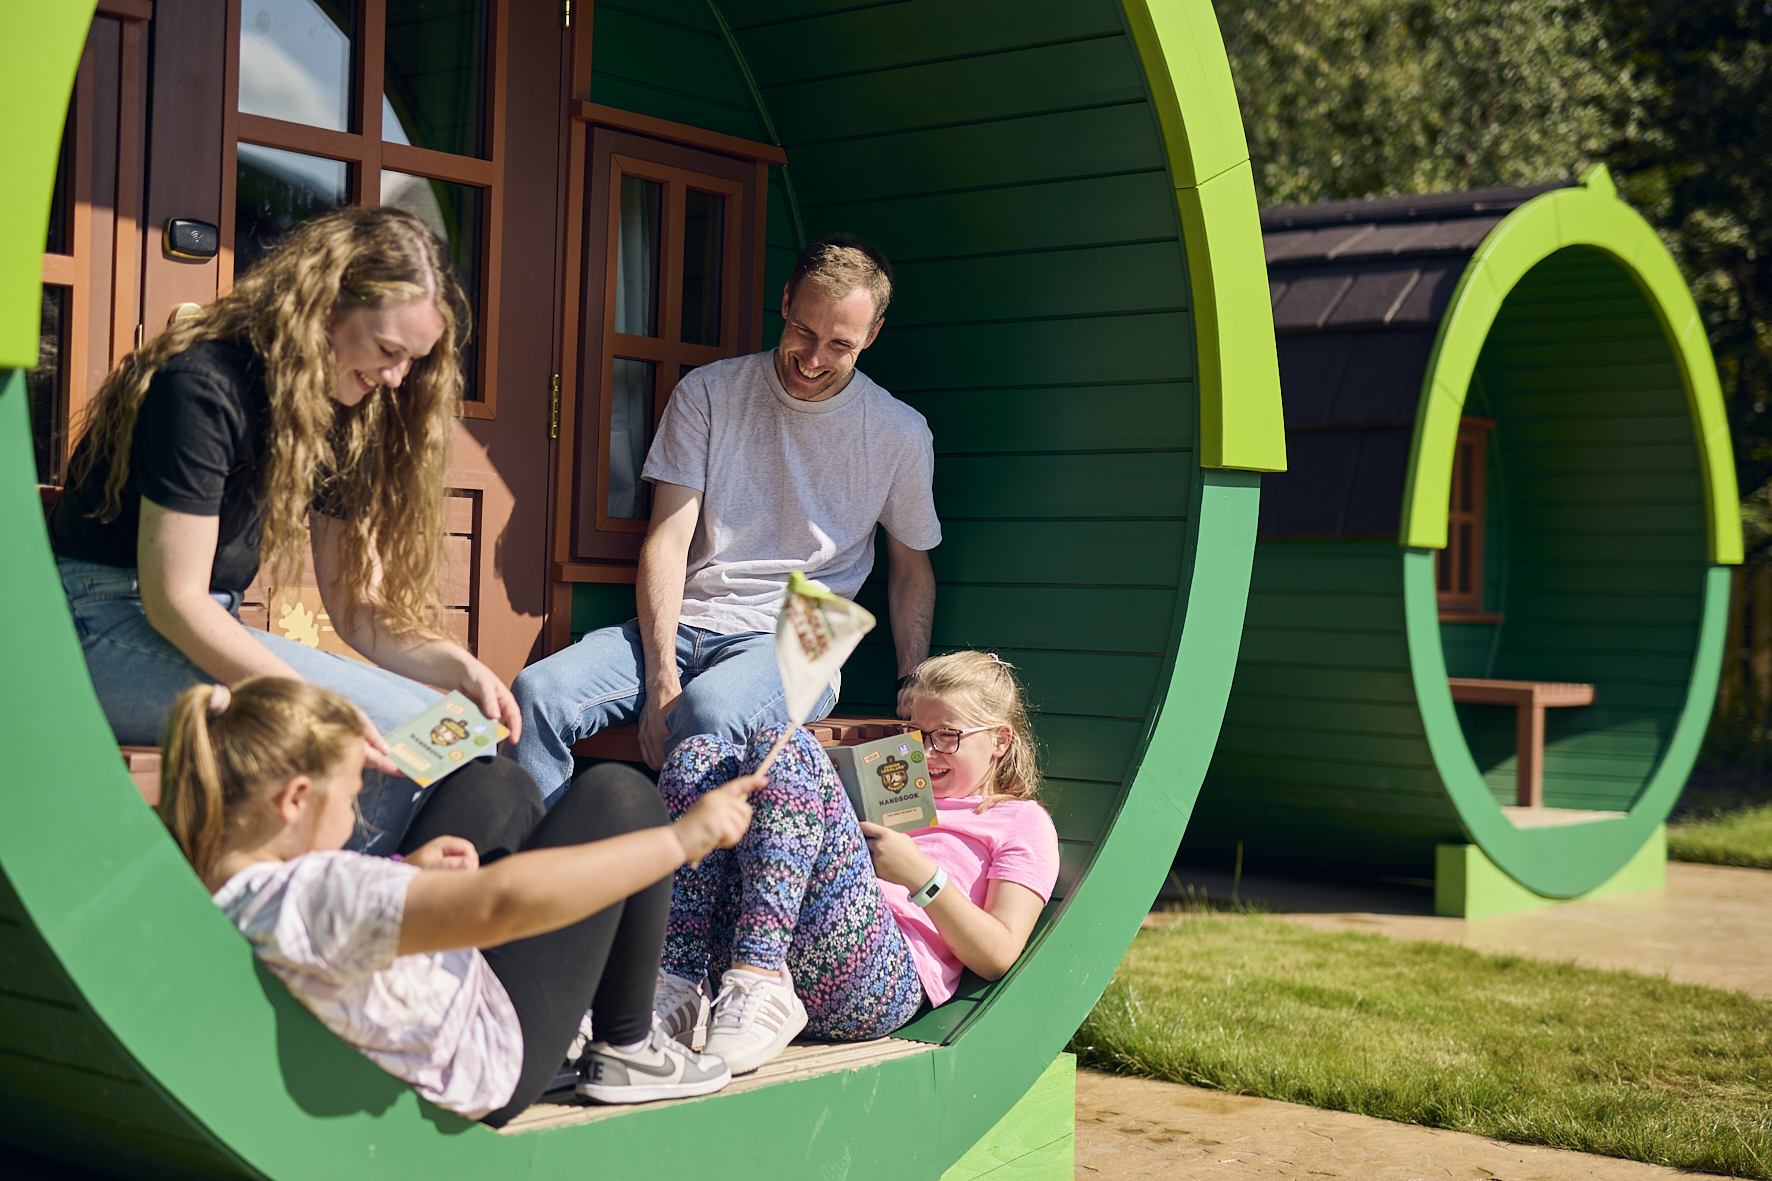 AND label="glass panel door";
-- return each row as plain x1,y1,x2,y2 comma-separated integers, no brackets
238,0,355,131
